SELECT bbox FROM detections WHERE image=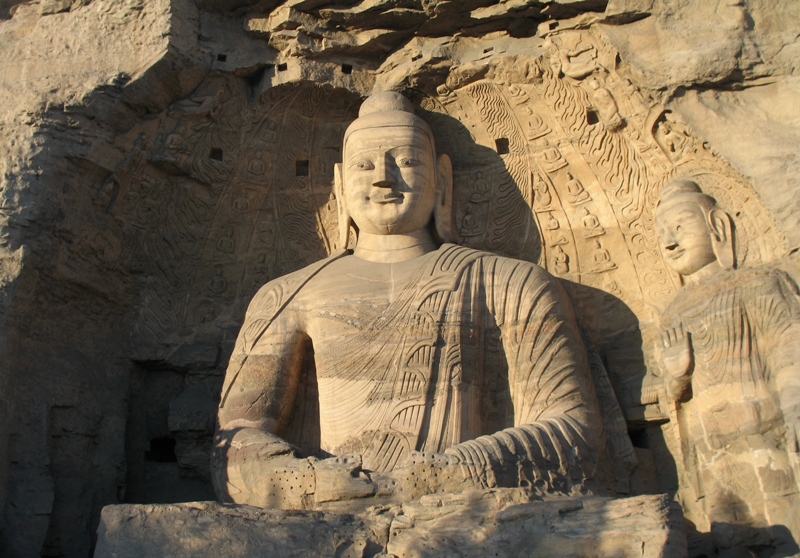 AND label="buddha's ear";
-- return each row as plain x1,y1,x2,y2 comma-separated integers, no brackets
334,163,352,251
434,153,454,243
708,207,735,270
